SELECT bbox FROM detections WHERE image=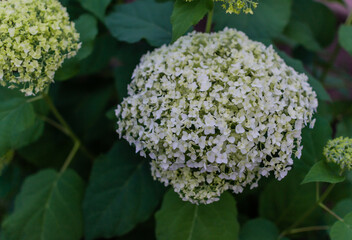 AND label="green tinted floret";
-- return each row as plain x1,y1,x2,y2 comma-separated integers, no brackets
0,0,81,95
